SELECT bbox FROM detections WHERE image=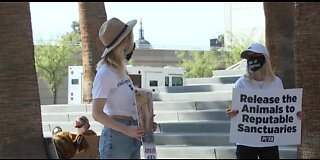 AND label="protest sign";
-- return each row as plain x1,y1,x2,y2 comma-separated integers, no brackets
135,88,157,159
229,88,303,146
